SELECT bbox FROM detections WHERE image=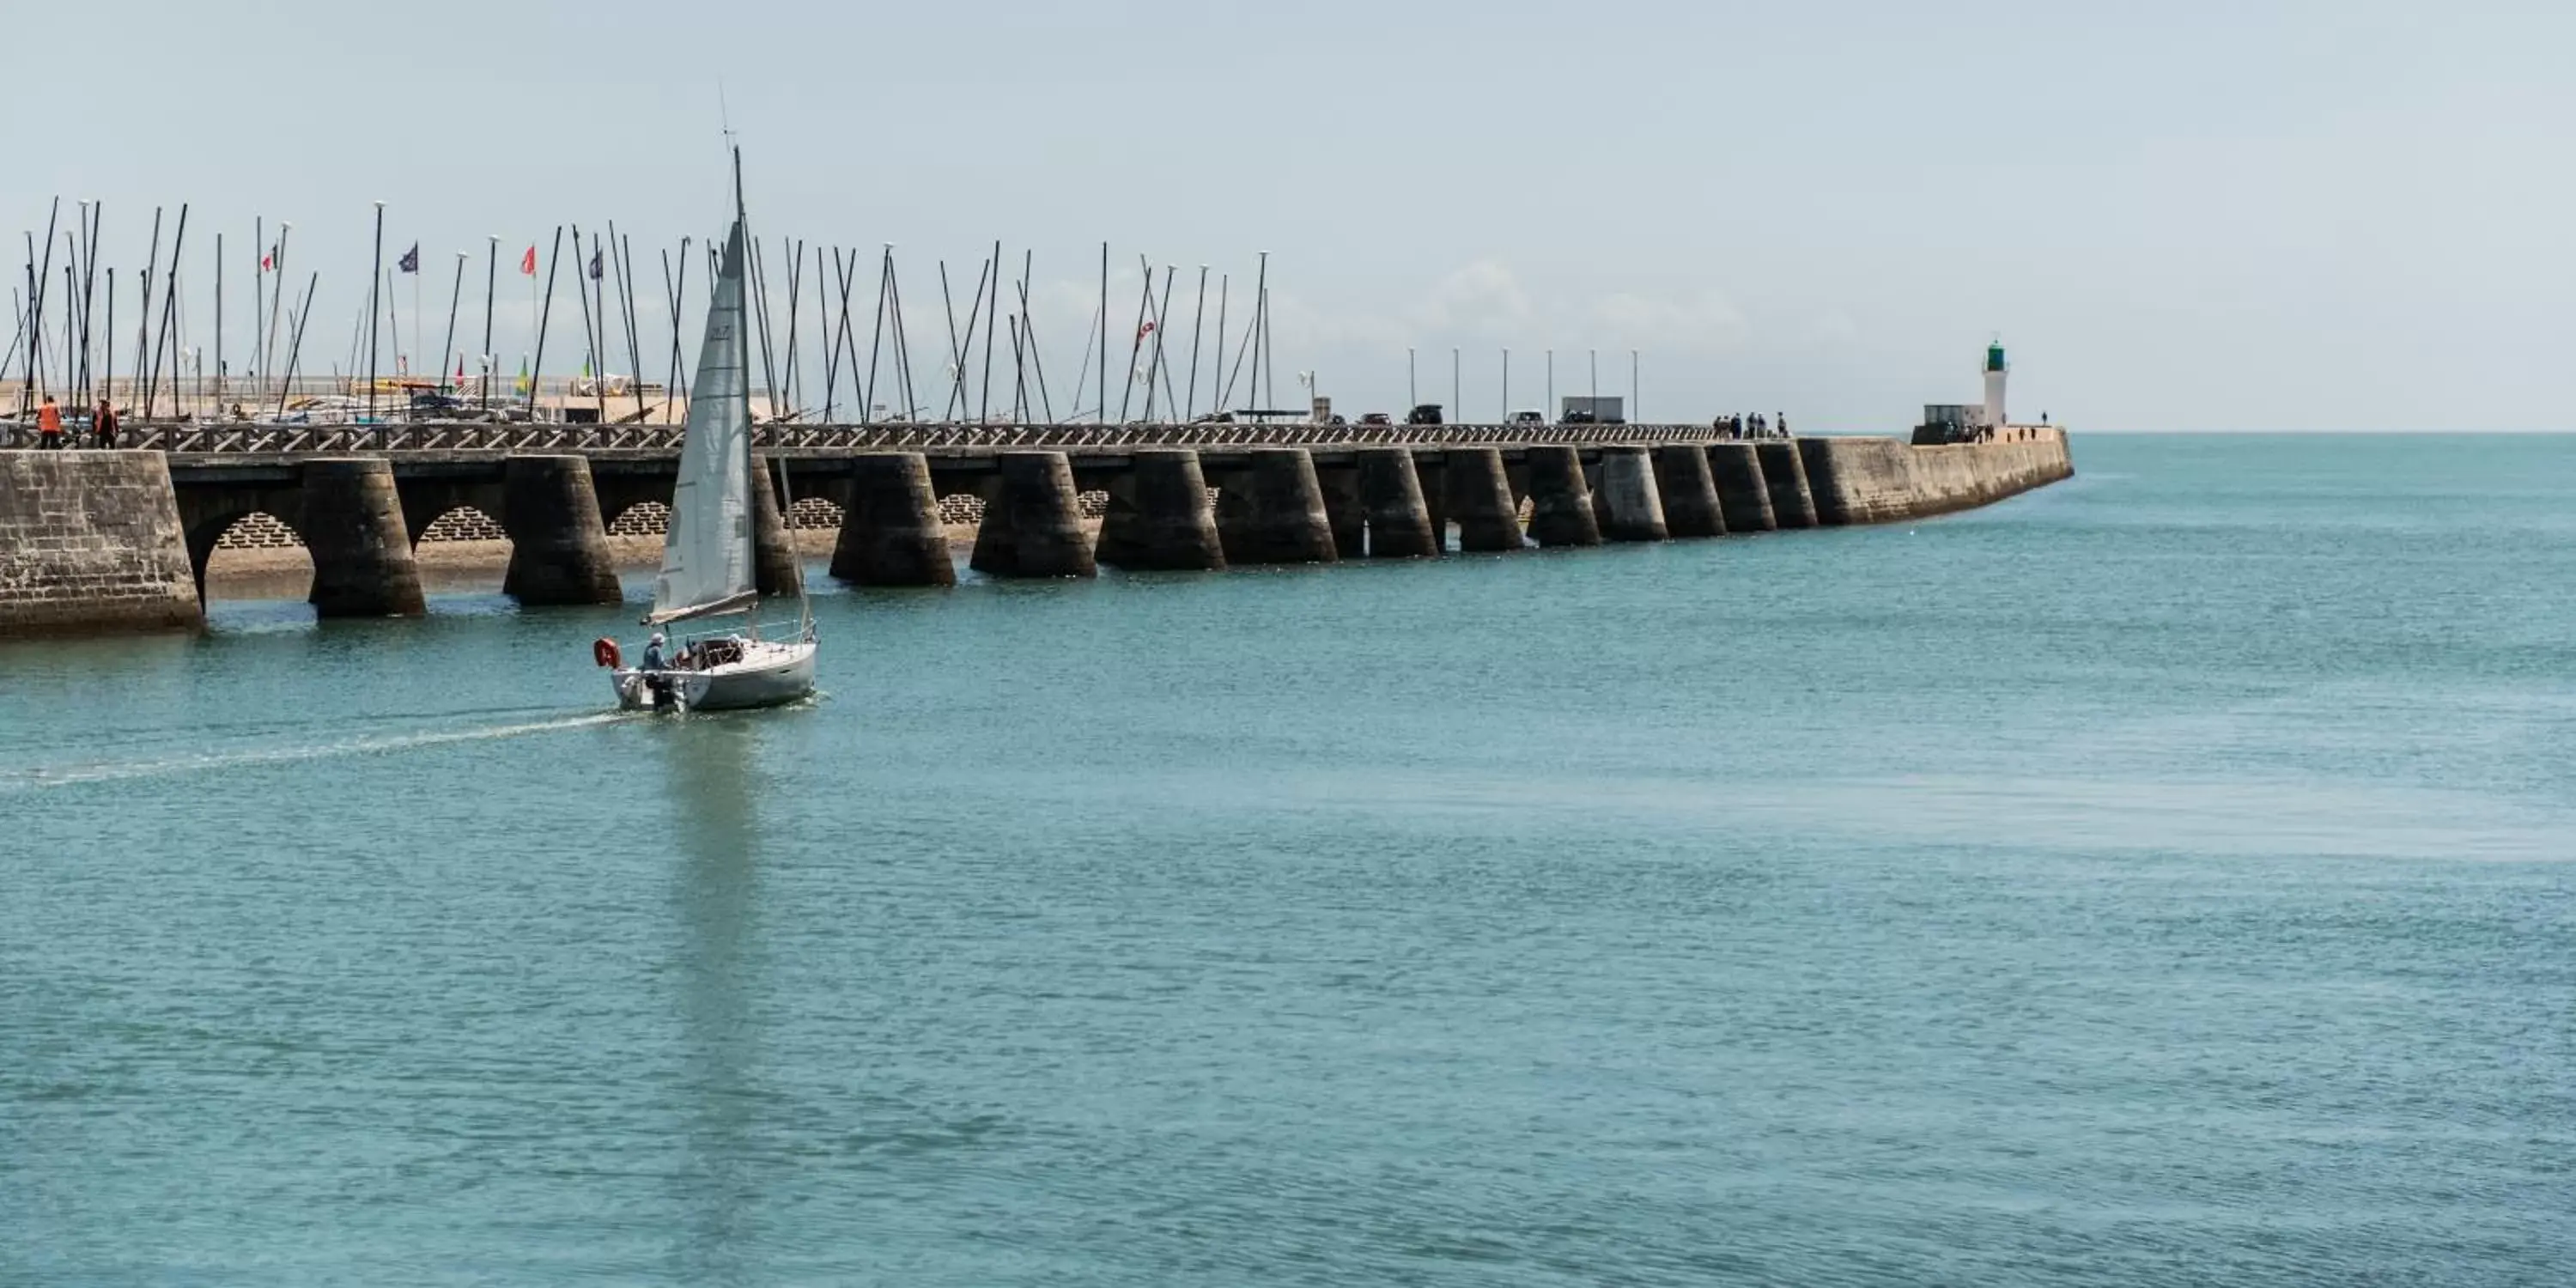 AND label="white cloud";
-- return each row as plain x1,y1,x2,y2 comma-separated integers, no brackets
1411,258,1535,336
1584,291,1750,353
